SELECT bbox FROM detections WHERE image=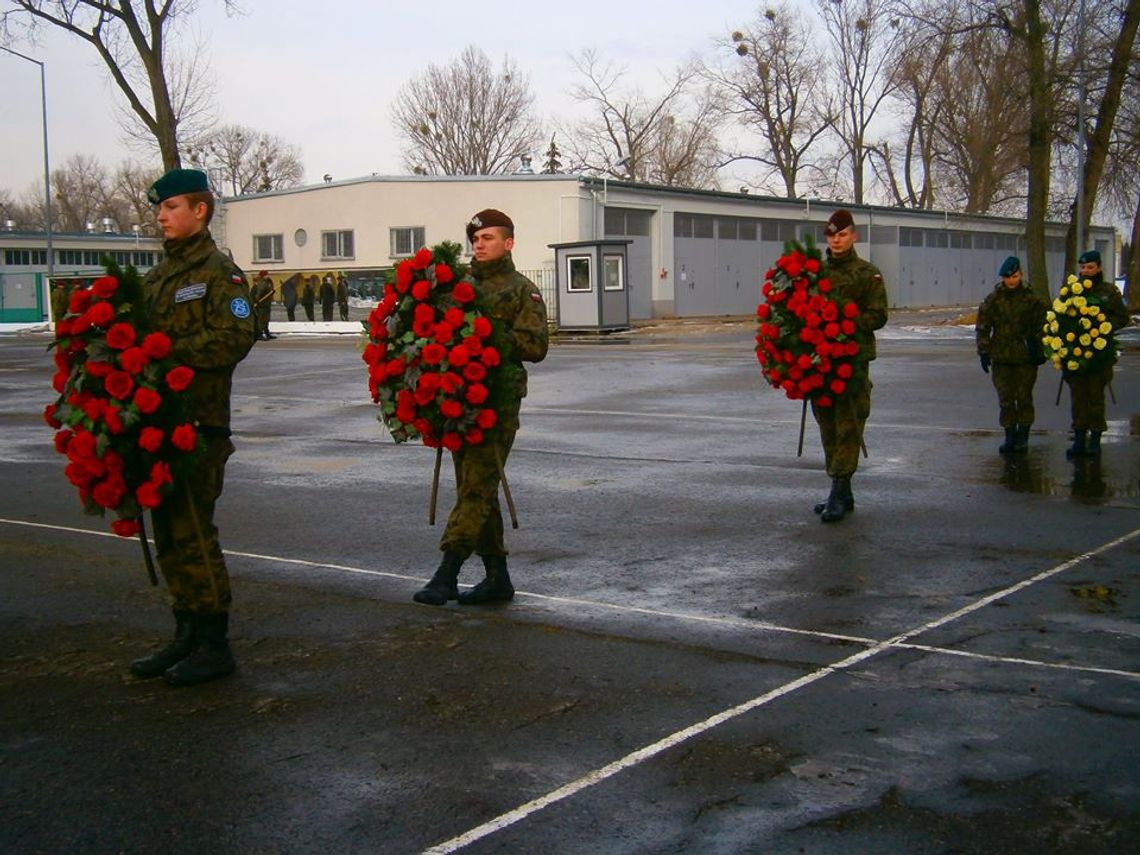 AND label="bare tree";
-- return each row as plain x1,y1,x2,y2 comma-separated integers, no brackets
391,46,542,175
109,160,163,235
819,0,908,204
2,1,240,171
184,124,304,196
708,4,835,198
561,49,721,188
1101,31,1140,309
49,154,114,233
